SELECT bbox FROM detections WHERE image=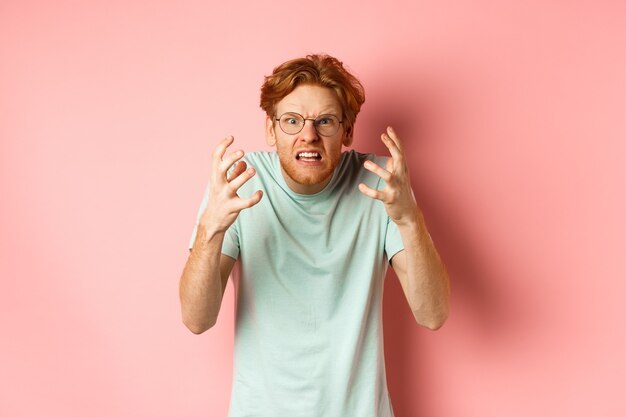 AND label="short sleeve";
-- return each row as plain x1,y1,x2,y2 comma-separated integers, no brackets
384,217,404,263
187,179,240,260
